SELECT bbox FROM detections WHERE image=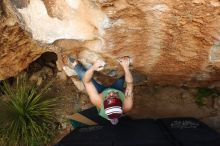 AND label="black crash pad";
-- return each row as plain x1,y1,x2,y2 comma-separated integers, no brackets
56,119,174,146
79,106,111,126
56,107,220,146
157,117,220,146
114,118,174,146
